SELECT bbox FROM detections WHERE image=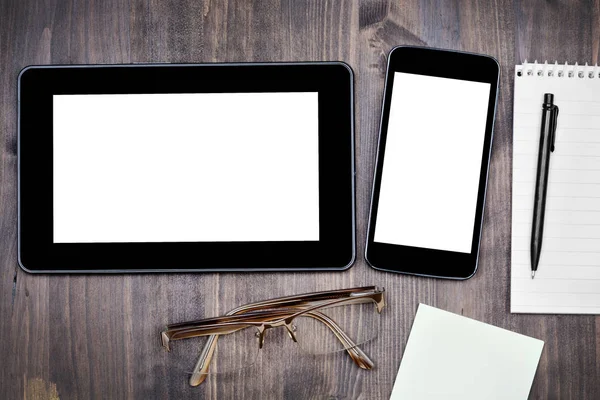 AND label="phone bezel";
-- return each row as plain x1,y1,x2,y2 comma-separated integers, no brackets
365,46,499,279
